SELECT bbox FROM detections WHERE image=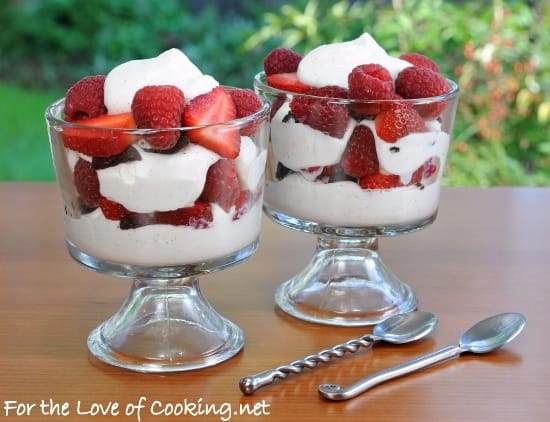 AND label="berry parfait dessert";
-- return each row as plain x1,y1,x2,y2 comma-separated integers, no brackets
255,33,459,326
46,49,269,372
